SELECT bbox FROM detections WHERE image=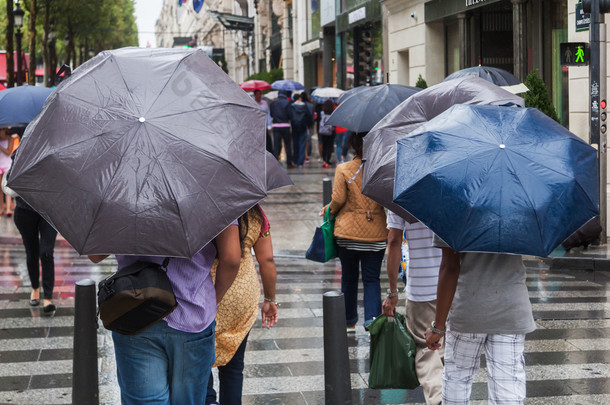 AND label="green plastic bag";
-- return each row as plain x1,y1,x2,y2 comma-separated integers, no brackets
368,313,420,389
